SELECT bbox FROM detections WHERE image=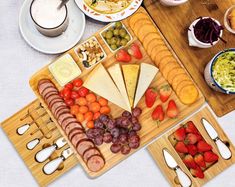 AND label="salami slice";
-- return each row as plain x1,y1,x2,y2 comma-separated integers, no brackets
38,82,55,95
76,139,94,156
61,118,78,130
65,122,83,134
83,147,101,163
71,134,88,147
51,101,67,114
55,108,70,119
87,154,105,172
46,95,62,106
68,128,84,140
58,113,74,125
43,88,58,99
